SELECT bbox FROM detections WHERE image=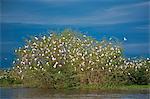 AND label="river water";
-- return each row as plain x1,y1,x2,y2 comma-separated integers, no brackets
0,87,150,99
